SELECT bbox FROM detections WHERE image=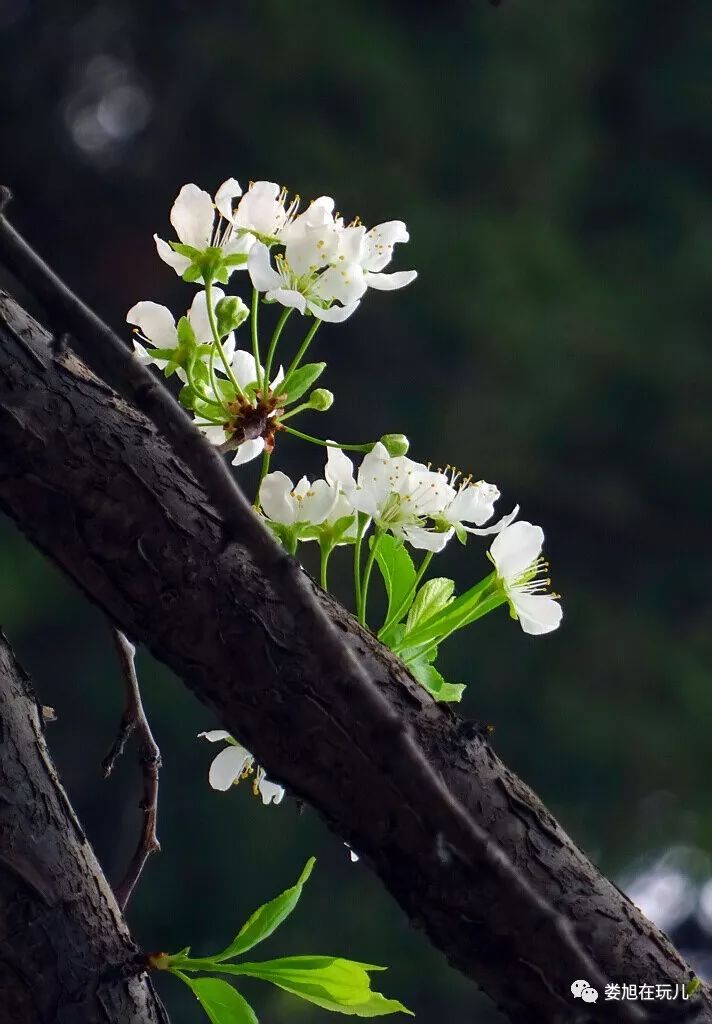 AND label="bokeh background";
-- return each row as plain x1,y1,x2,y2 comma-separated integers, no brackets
1,1,711,1020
